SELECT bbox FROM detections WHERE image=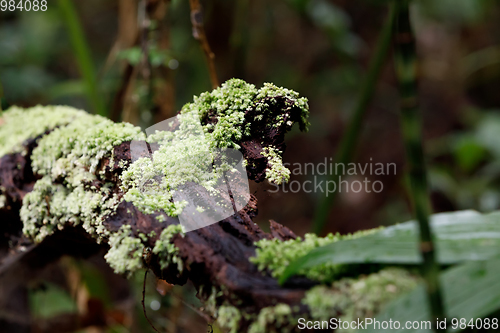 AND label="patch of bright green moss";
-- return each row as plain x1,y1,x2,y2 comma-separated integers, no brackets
121,110,211,216
303,268,419,332
254,82,309,132
188,78,258,150
31,112,144,185
121,78,309,217
104,225,145,277
261,146,290,185
152,224,185,272
21,176,99,242
0,105,83,157
251,229,381,283
20,109,144,243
